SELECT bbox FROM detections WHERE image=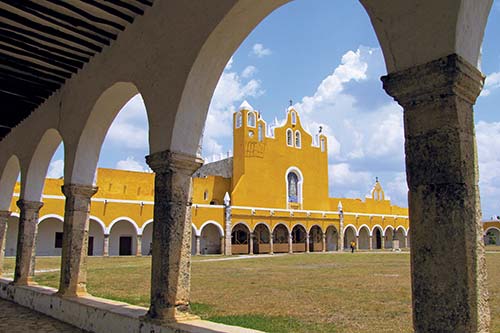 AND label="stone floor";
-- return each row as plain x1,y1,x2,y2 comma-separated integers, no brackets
0,298,86,332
